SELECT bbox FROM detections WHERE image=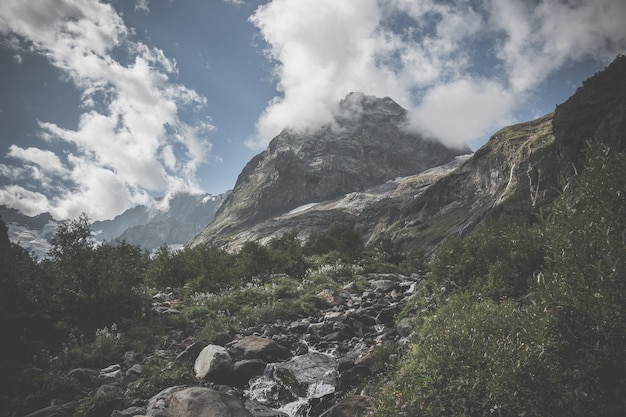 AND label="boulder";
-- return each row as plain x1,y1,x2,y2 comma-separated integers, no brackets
231,359,269,387
273,352,337,398
164,387,253,417
229,336,291,363
146,386,187,417
194,345,232,380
